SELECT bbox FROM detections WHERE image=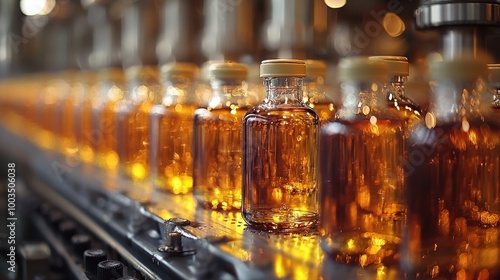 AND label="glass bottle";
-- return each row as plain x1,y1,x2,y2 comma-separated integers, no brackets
242,59,319,231
193,62,255,211
489,64,500,111
402,59,500,278
93,68,127,172
116,66,161,183
319,57,407,267
369,56,422,126
303,60,336,124
150,62,199,194
76,71,100,163
57,71,83,156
